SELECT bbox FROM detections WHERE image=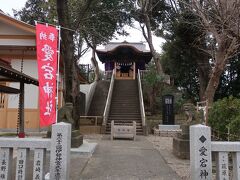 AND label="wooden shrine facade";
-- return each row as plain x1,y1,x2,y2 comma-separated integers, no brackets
0,59,38,137
96,42,152,80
